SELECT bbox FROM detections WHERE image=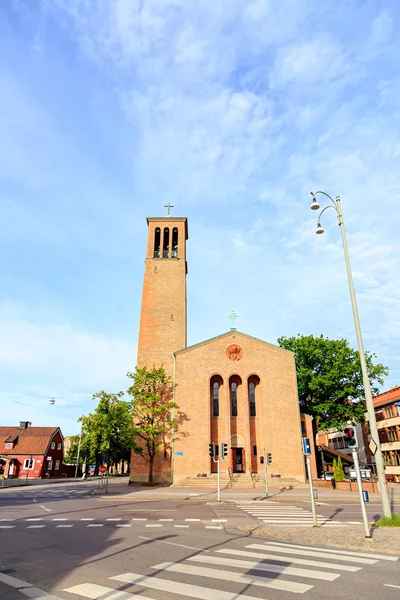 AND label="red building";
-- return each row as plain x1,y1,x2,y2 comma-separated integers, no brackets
0,421,64,479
